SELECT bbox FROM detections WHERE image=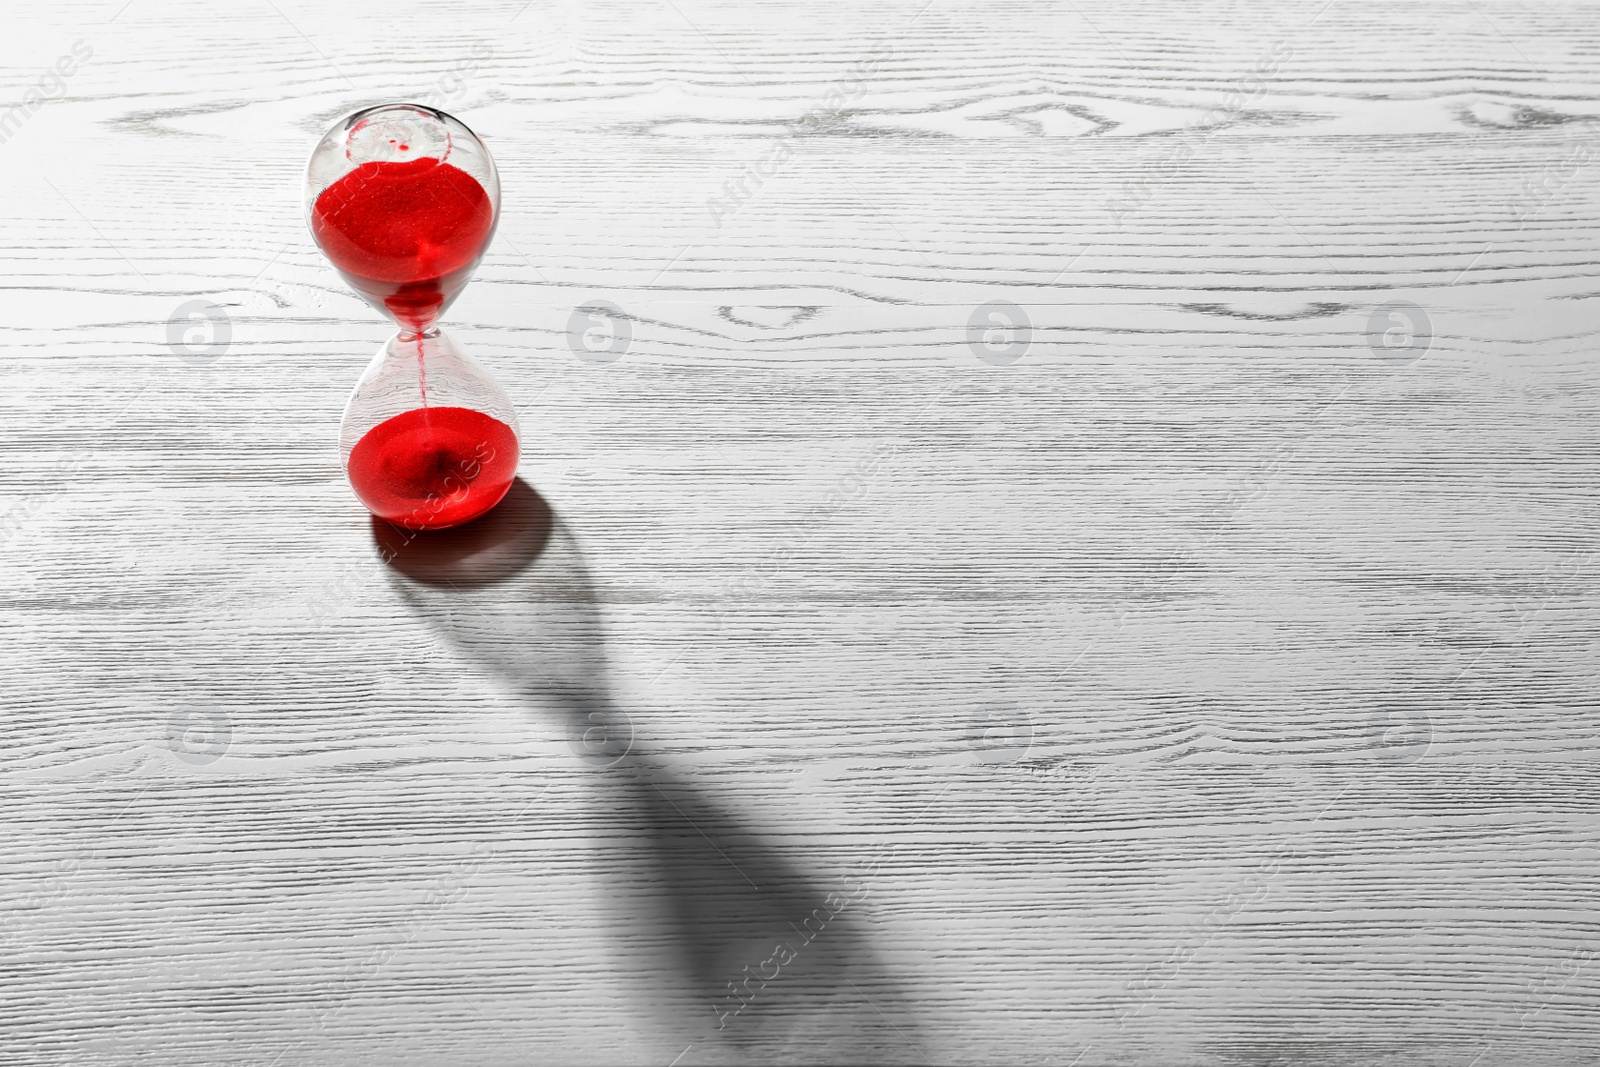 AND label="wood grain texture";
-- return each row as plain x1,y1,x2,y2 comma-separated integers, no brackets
2,0,1598,1064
